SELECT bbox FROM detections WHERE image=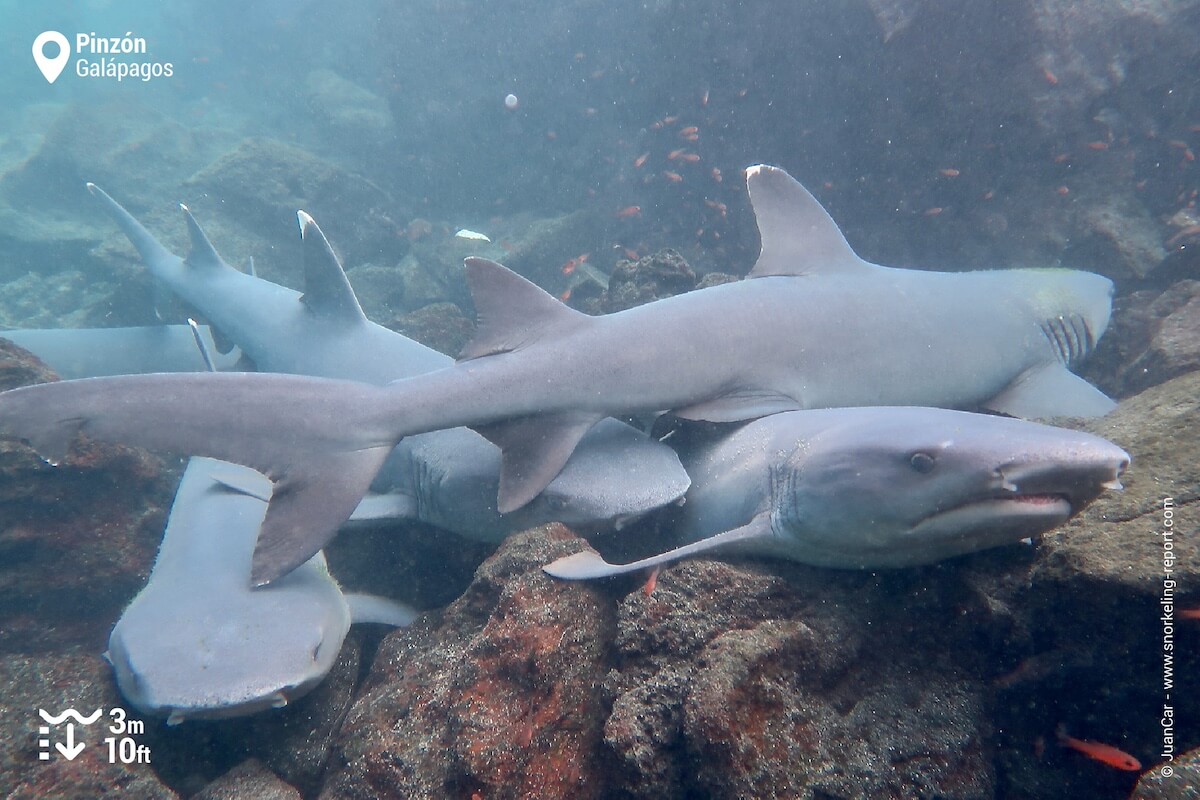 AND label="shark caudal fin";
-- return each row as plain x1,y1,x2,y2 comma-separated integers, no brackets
461,257,604,513
0,372,394,585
